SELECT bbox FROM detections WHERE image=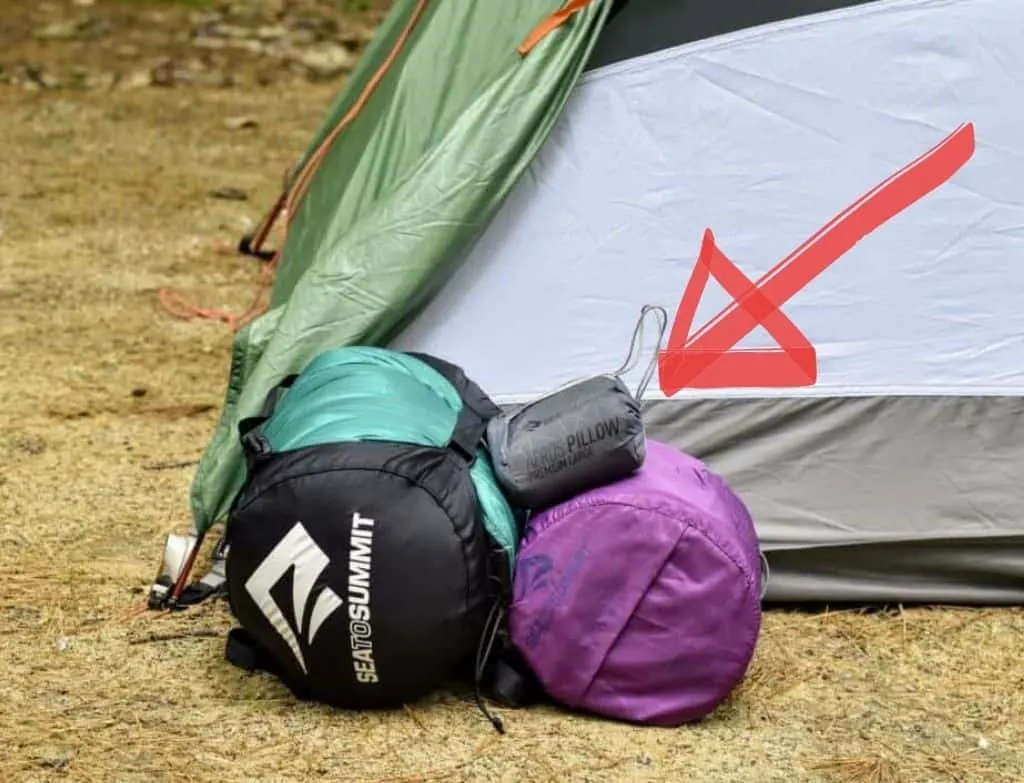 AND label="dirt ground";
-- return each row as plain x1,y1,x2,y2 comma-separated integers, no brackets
1,1,1022,781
